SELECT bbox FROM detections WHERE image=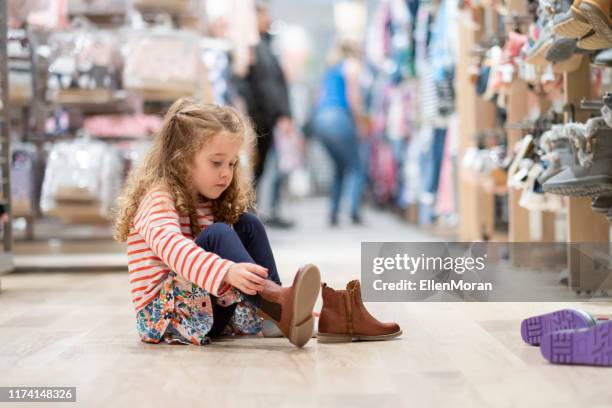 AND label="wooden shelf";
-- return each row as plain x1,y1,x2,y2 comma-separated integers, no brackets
48,89,124,105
